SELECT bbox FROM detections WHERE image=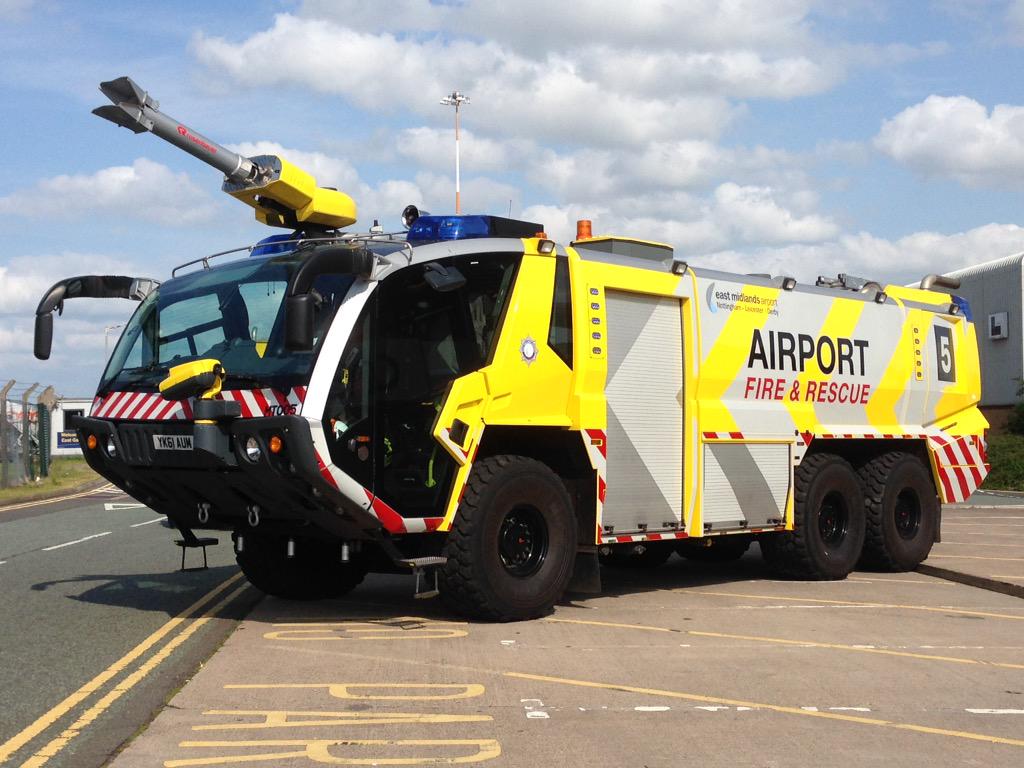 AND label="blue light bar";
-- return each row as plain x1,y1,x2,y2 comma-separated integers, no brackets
251,233,296,257
406,215,543,244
